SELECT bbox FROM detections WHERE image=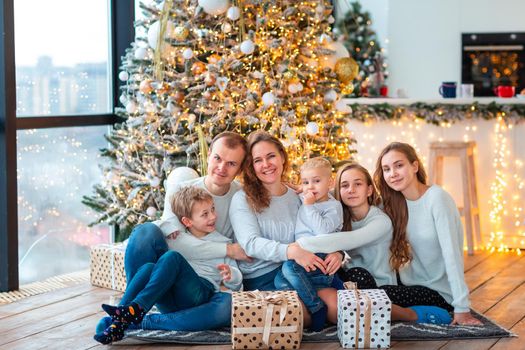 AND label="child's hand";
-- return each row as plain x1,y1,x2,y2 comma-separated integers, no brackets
303,191,316,205
324,252,343,275
217,264,232,281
